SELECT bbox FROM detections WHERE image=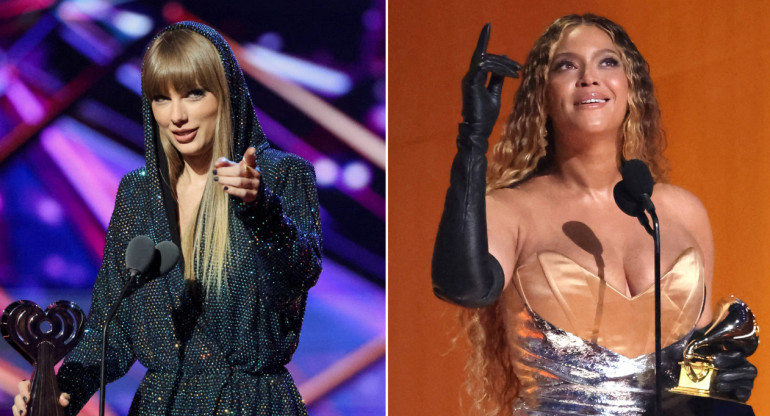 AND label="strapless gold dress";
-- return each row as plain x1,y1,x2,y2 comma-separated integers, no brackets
503,248,704,415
